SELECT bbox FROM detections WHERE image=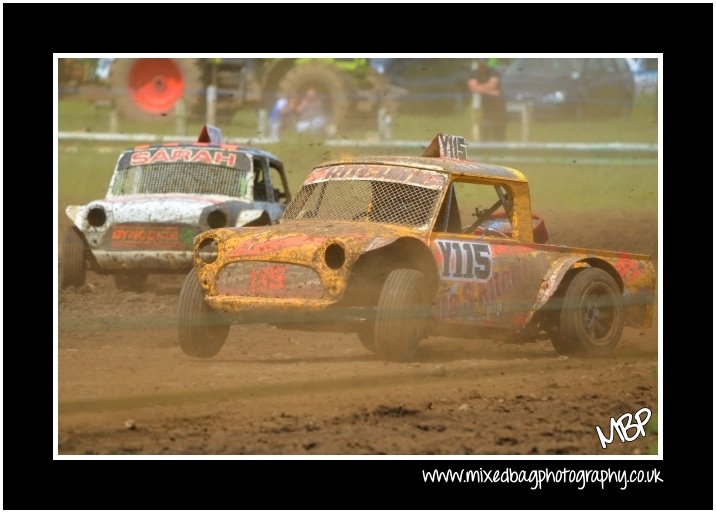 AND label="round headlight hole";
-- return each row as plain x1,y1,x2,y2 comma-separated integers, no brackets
207,209,227,229
87,207,106,227
325,243,345,270
198,238,218,264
